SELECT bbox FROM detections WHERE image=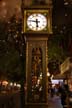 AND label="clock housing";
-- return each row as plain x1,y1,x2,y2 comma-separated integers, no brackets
24,9,52,34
